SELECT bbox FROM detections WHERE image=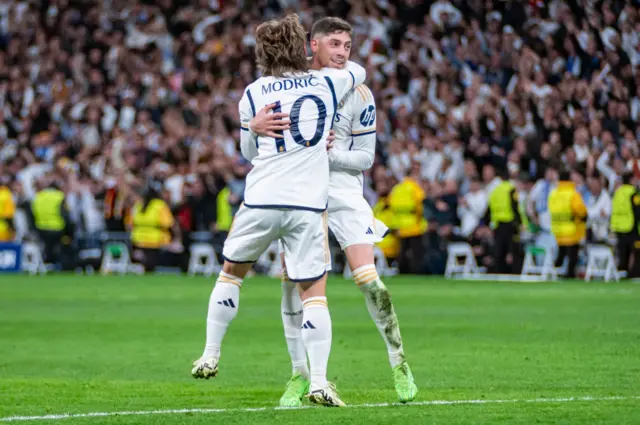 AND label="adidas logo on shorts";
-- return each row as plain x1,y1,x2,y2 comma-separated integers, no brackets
366,227,374,235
